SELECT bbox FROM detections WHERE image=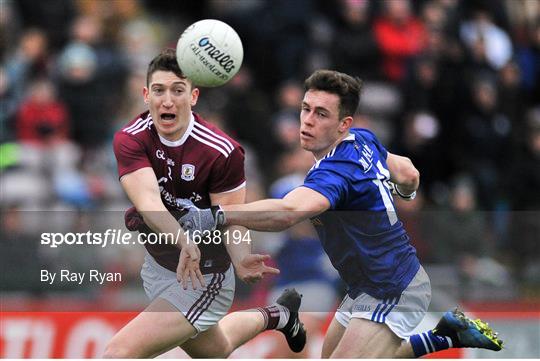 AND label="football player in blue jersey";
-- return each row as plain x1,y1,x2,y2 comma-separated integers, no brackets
178,70,503,358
